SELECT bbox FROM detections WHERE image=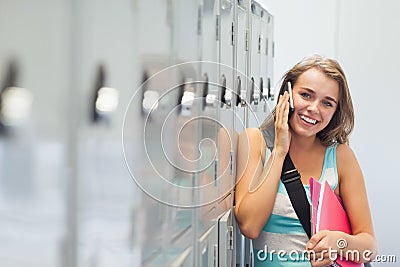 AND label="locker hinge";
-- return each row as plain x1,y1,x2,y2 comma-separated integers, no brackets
197,6,202,35
229,151,234,175
216,15,220,41
214,159,219,185
227,226,234,250
258,34,261,54
166,0,173,28
213,244,218,267
266,37,269,55
272,41,275,58
245,29,249,51
231,22,235,46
